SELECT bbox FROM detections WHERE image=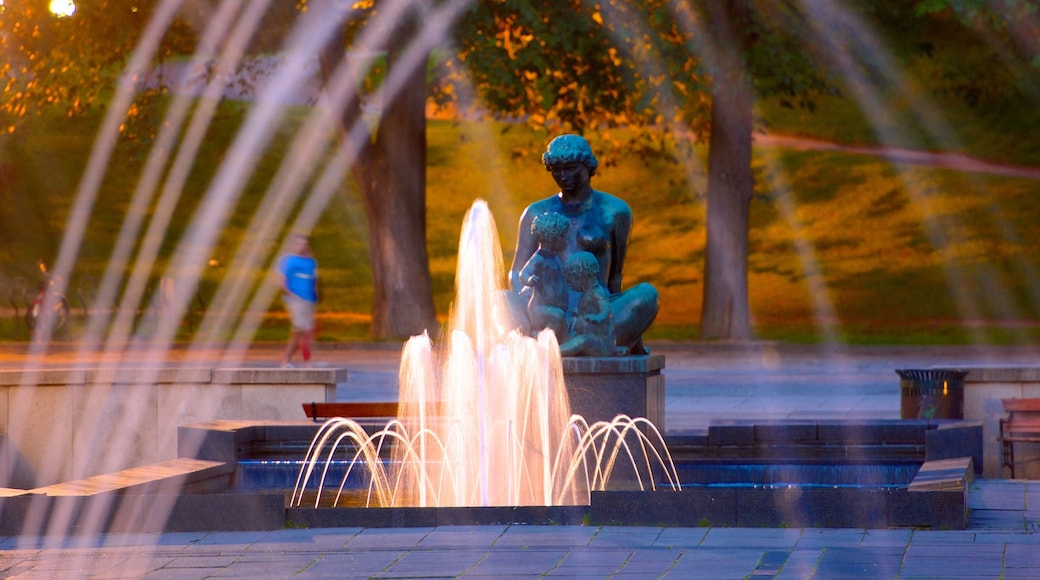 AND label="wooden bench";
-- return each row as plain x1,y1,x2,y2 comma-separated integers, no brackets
302,402,399,422
999,398,1040,478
